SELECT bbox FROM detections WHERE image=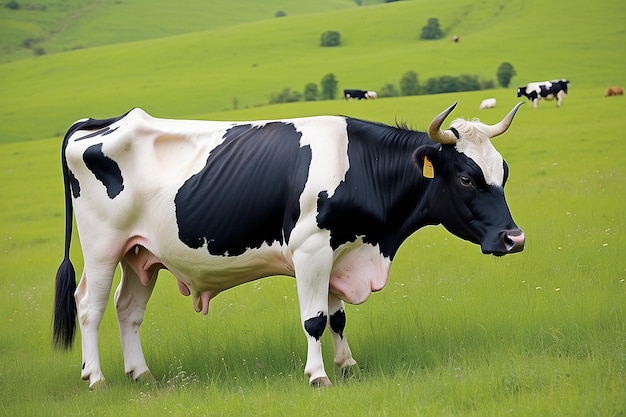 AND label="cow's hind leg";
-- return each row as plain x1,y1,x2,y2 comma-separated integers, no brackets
75,262,117,389
328,294,358,378
115,260,157,383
